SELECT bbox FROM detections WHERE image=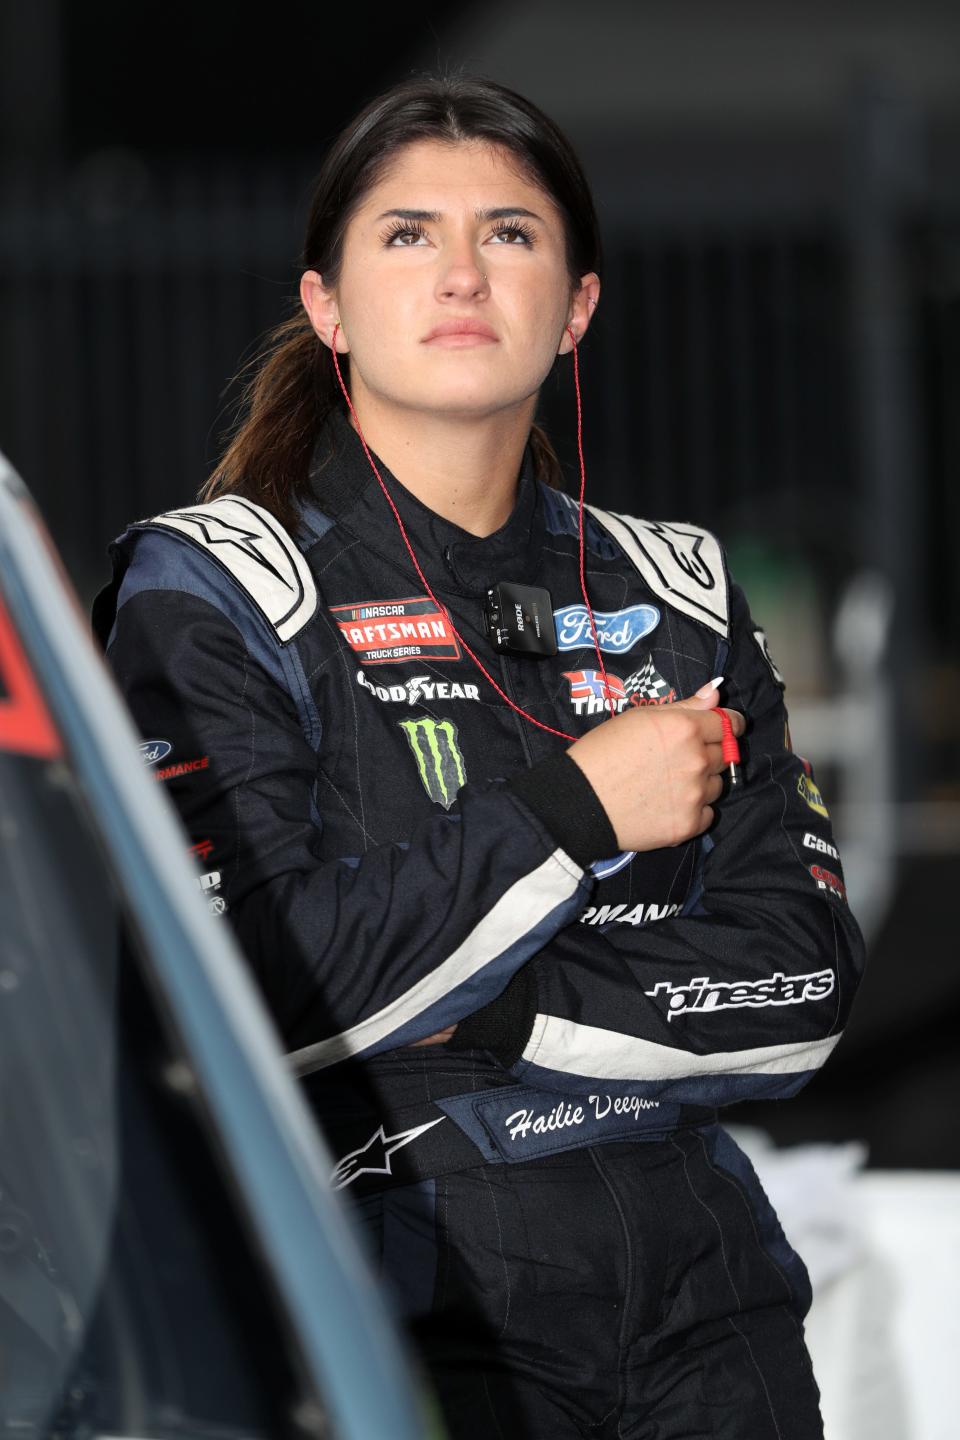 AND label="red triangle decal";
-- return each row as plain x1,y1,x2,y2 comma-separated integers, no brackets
0,596,63,759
